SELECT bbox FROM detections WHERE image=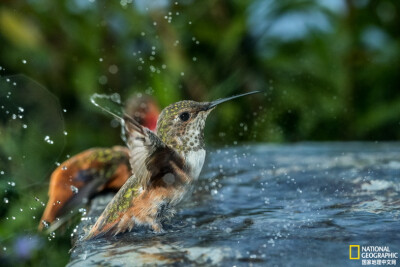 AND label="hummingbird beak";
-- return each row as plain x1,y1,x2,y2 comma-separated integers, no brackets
206,91,261,110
